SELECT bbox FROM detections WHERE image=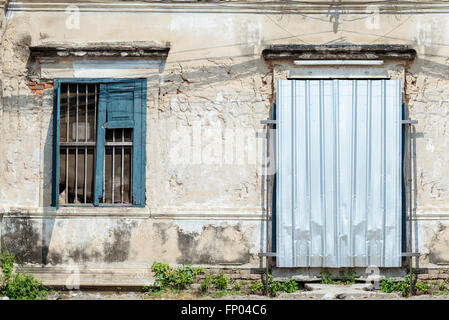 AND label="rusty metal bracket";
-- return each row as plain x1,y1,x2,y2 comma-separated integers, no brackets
402,252,420,257
402,120,418,125
260,120,277,125
258,252,277,257
402,116,418,296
